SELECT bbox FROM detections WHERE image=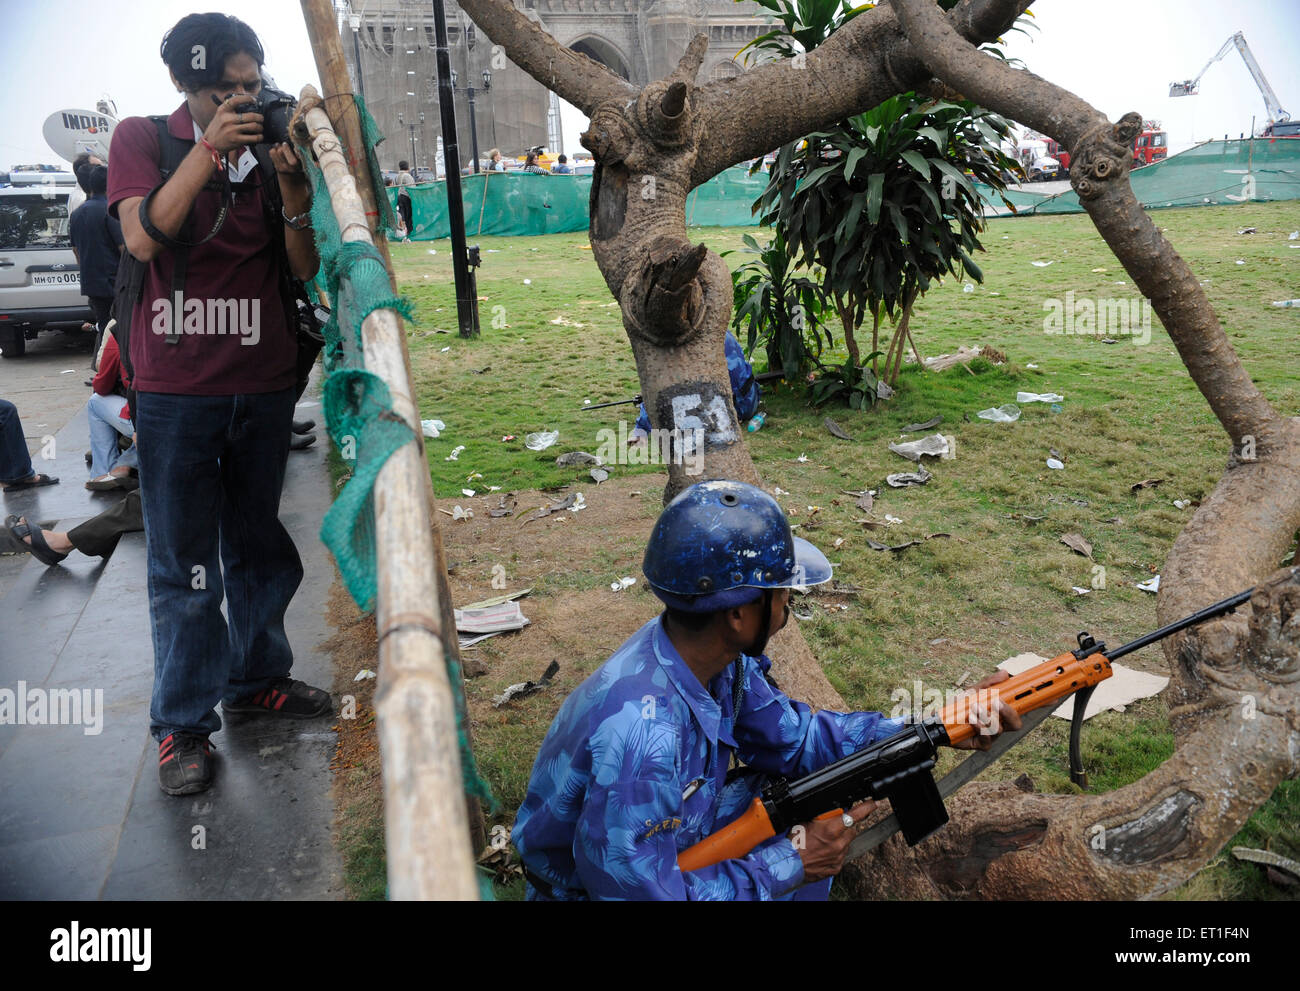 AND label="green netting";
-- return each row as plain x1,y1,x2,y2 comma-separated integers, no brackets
296,95,498,855
980,138,1300,217
389,164,771,239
